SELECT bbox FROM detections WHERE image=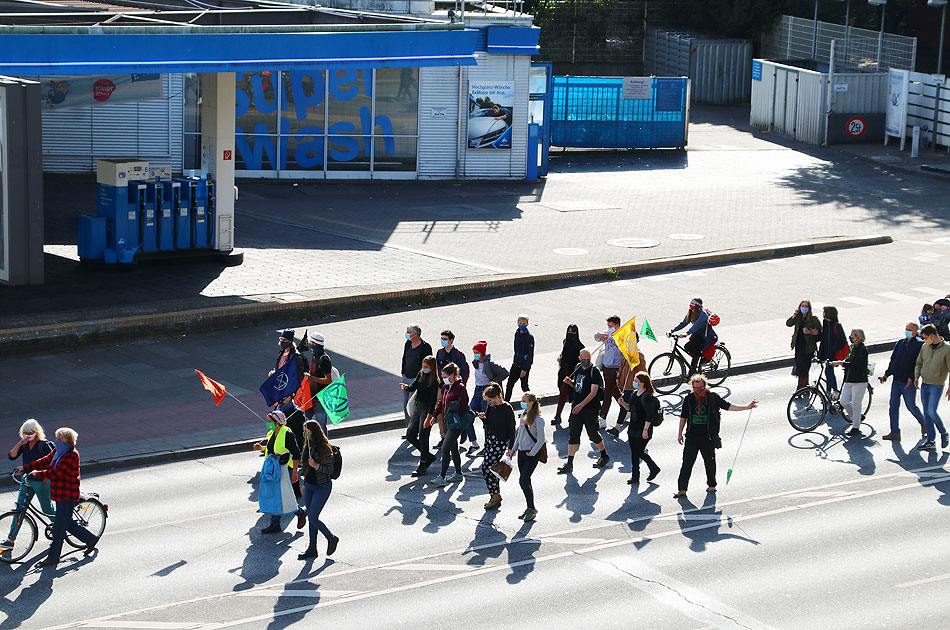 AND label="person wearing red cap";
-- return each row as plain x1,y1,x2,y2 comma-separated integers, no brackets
468,341,510,454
